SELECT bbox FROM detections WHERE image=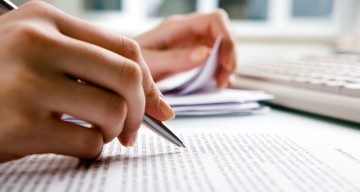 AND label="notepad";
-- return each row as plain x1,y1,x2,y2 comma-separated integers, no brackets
158,36,272,116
